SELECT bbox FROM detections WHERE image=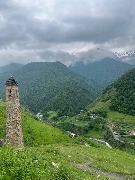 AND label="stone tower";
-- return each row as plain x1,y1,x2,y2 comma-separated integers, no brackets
6,77,23,146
